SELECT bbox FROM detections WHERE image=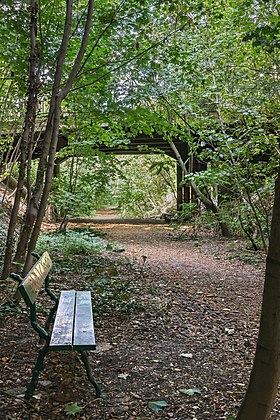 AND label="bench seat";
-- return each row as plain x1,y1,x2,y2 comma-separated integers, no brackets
11,252,101,400
50,290,96,351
